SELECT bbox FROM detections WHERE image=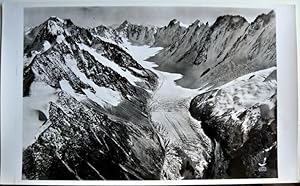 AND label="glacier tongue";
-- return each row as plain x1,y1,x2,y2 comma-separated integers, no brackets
122,37,213,179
